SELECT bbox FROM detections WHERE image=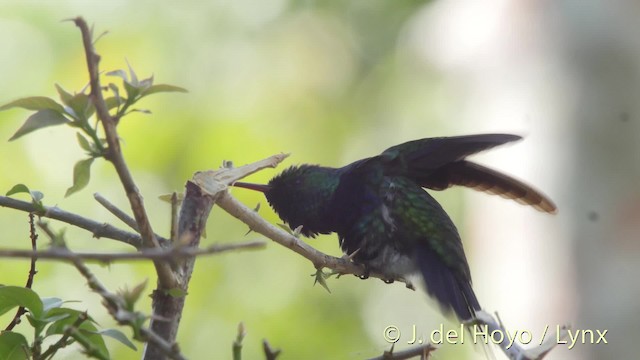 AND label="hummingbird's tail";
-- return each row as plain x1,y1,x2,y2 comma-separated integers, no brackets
424,160,557,213
415,245,481,321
